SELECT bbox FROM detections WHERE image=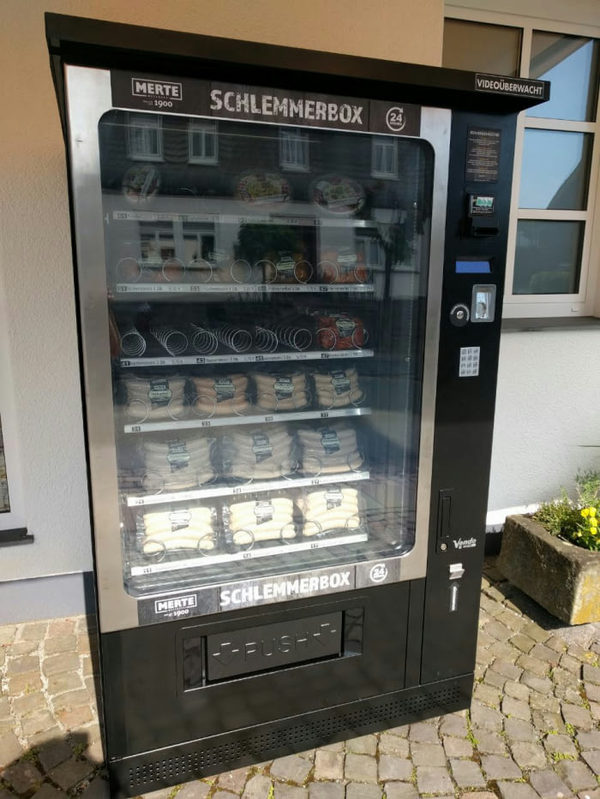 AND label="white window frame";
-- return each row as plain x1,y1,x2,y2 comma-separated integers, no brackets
371,136,398,178
444,4,600,319
188,121,218,165
126,112,163,162
279,128,310,171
